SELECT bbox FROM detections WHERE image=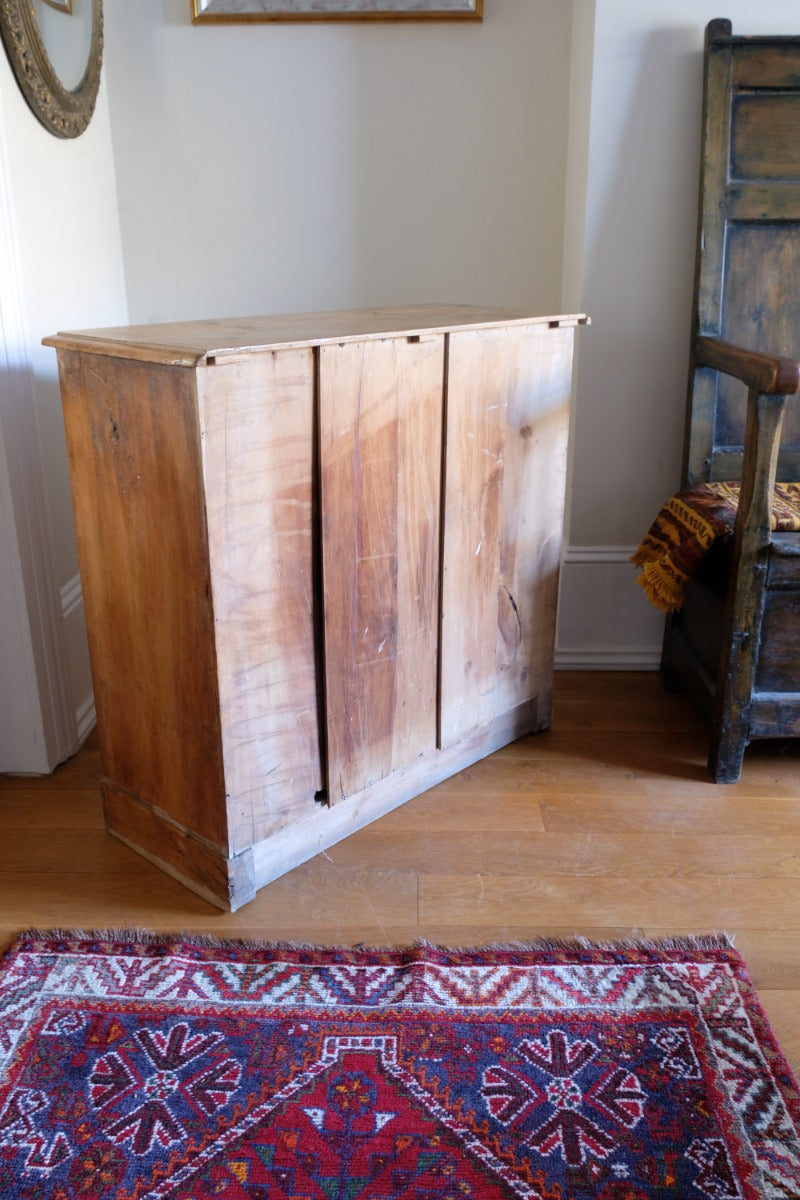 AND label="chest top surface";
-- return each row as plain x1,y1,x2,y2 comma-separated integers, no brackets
43,304,587,366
